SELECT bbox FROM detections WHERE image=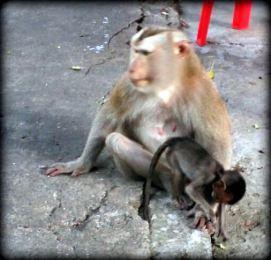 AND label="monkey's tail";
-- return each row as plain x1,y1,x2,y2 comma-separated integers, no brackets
142,137,190,221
